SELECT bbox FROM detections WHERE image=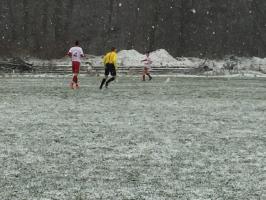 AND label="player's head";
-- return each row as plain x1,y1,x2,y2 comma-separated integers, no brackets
75,41,79,46
146,51,150,56
111,47,117,52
